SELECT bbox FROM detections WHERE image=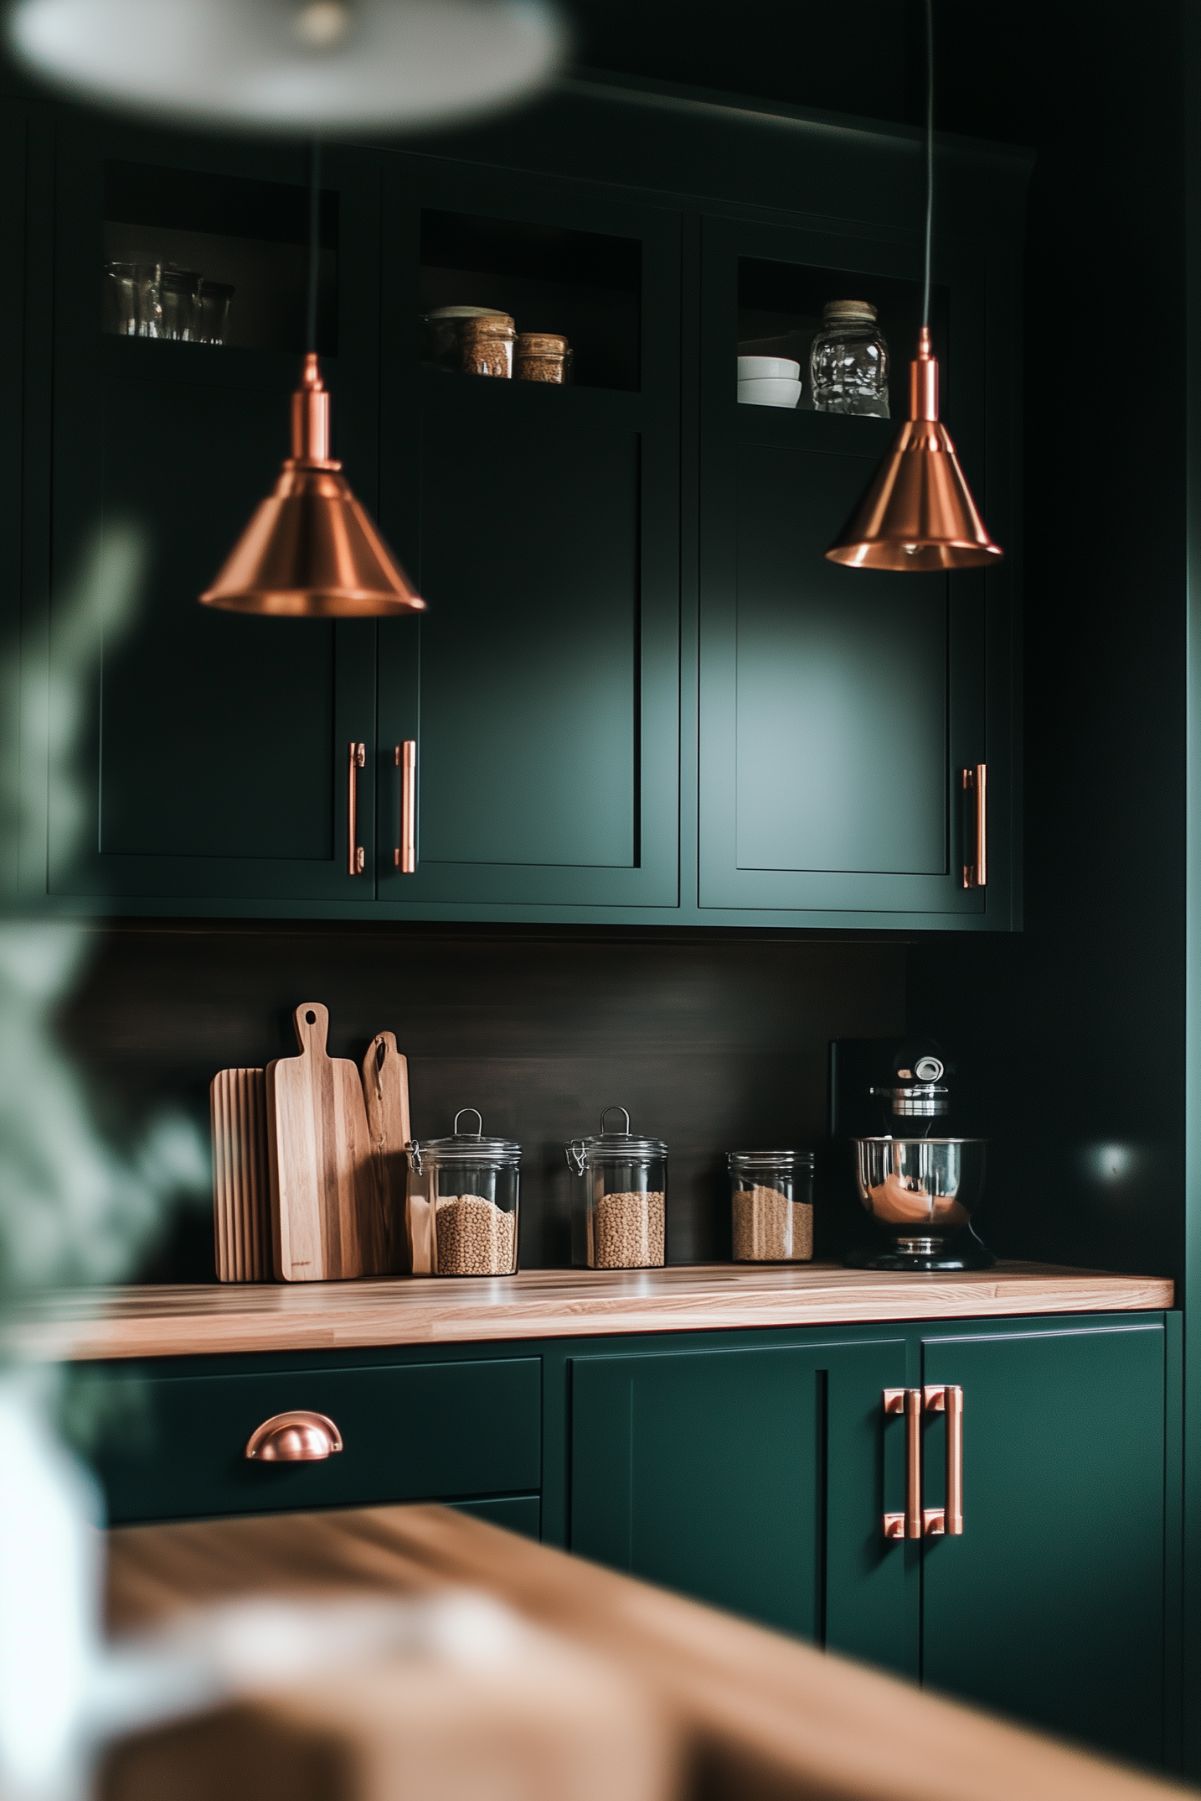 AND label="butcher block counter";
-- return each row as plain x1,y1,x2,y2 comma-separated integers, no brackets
100,1504,1188,1801
15,1261,1175,1360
